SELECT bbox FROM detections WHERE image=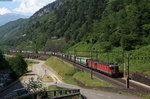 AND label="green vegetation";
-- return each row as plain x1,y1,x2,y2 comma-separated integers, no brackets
25,59,38,66
45,56,113,87
0,0,149,75
68,45,150,75
115,92,150,99
44,38,66,52
144,95,150,99
45,56,77,85
0,0,149,52
0,50,9,69
136,93,150,99
7,54,28,79
46,85,60,90
0,50,28,79
0,19,28,51
0,19,28,40
73,72,112,87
